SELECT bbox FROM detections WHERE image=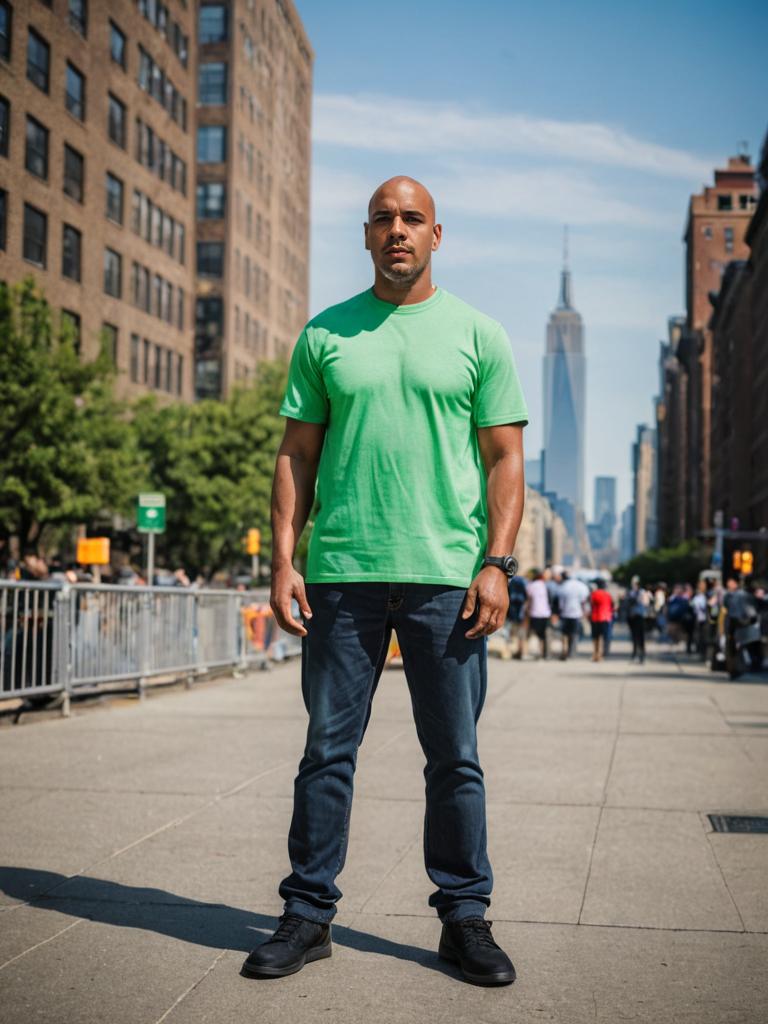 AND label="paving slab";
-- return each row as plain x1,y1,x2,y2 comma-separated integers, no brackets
580,807,743,931
707,832,768,932
362,801,599,924
606,733,767,811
